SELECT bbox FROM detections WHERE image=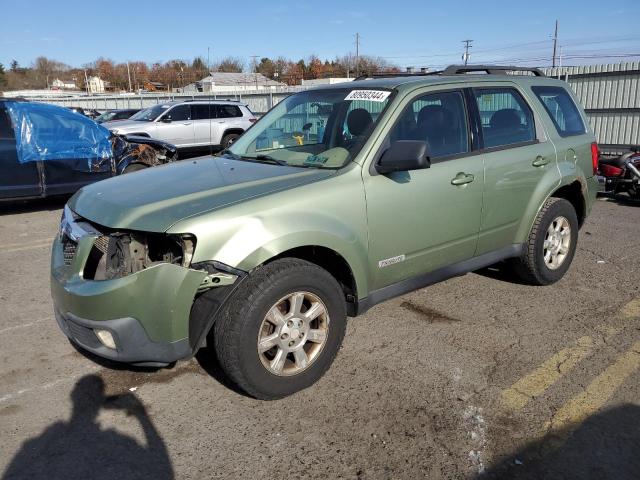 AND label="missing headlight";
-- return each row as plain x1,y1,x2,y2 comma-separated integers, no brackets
83,232,196,280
